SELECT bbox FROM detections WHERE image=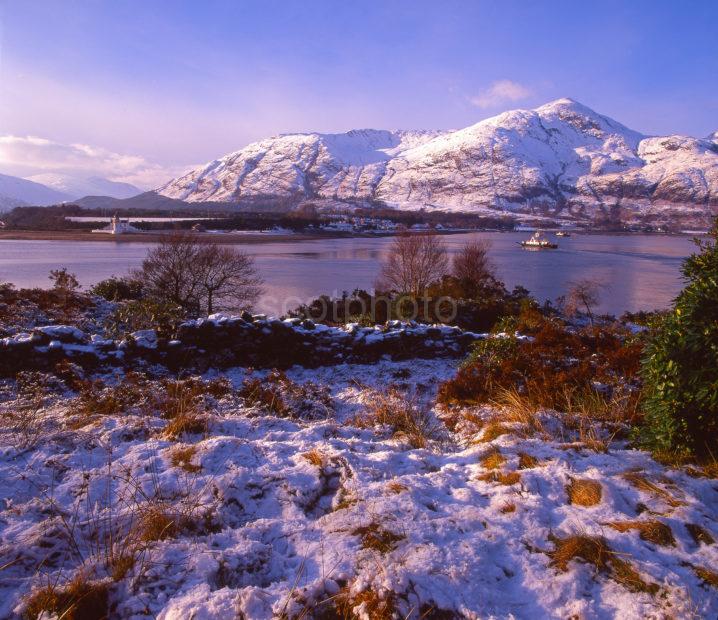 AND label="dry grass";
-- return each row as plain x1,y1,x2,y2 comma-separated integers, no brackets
548,534,658,594
170,445,201,473
315,586,397,620
353,525,405,554
163,414,208,440
475,422,512,443
500,502,516,514
693,565,718,588
481,448,506,470
477,471,521,486
607,520,676,547
622,471,683,508
491,387,544,433
686,523,715,546
302,450,325,467
136,505,178,543
358,388,444,449
386,481,408,494
566,478,602,507
517,452,539,469
23,576,109,620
